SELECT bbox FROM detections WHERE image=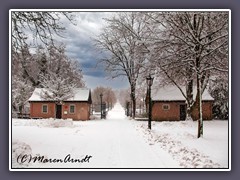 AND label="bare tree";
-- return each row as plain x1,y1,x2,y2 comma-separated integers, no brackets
118,88,131,113
135,80,148,116
39,71,77,101
12,74,33,116
46,45,85,88
147,12,229,137
104,87,117,110
12,45,85,113
92,86,117,110
13,45,85,88
95,12,150,118
92,86,106,105
209,73,228,119
11,11,75,52
39,45,85,101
